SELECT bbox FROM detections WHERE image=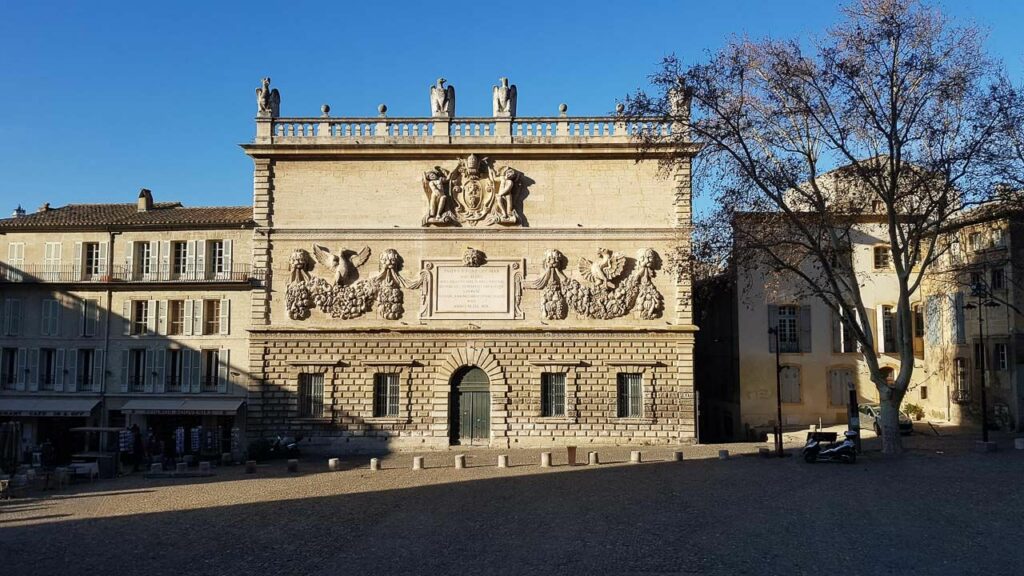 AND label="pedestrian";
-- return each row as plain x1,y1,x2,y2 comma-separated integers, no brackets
130,424,144,472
